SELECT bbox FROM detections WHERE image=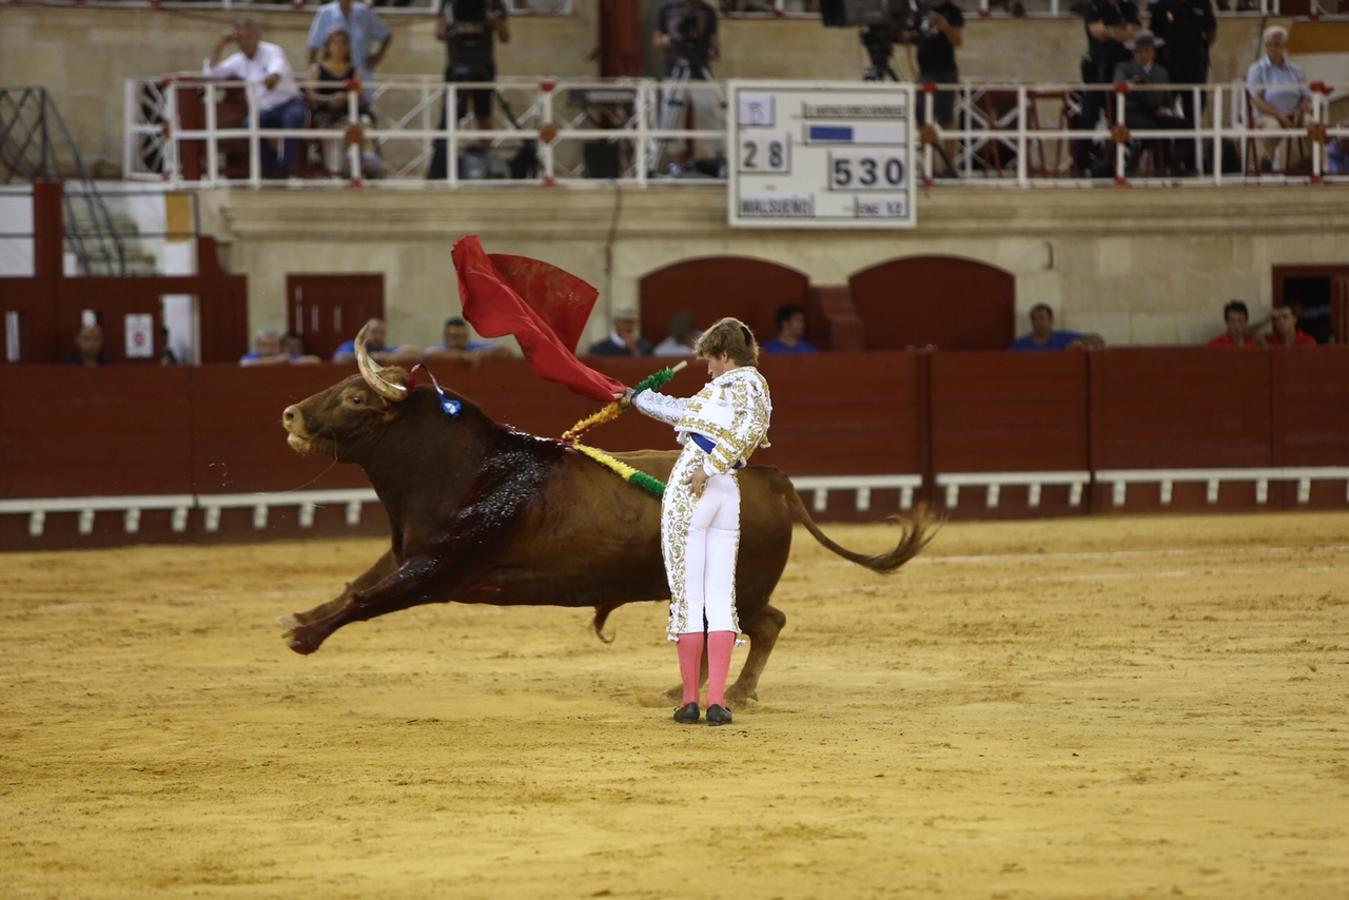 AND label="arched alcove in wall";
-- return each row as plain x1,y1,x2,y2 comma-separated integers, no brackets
638,256,811,347
849,256,1016,351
